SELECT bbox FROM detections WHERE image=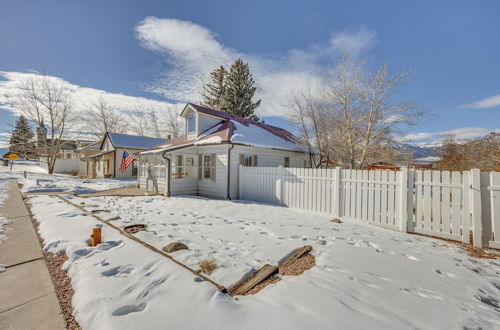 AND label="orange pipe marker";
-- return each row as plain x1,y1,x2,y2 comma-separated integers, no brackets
91,227,102,246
